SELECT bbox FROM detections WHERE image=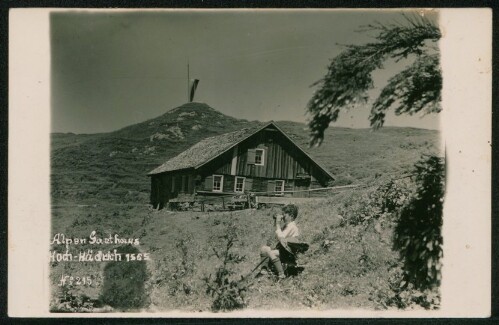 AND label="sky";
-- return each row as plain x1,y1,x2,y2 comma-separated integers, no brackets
50,9,440,134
